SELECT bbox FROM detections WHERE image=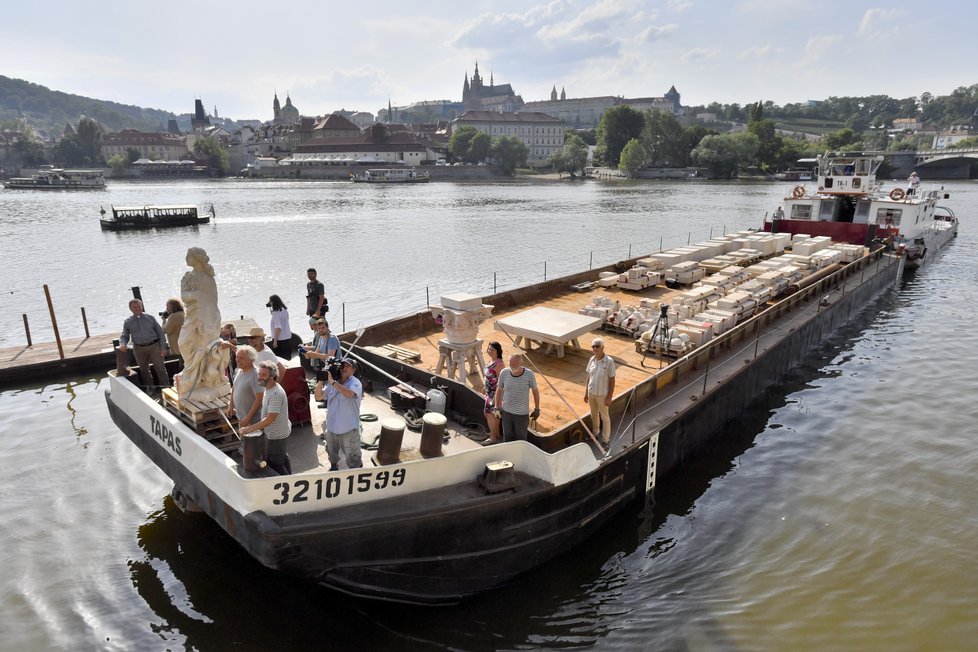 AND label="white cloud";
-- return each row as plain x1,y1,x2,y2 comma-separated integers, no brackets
858,8,905,37
637,23,679,42
737,44,779,61
803,34,843,60
667,0,692,11
680,47,717,65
